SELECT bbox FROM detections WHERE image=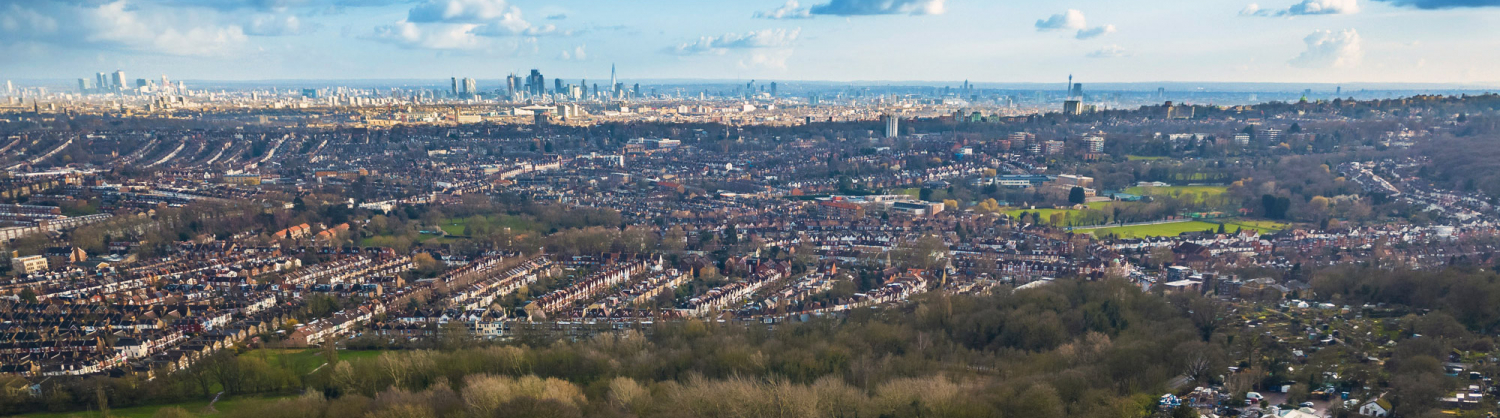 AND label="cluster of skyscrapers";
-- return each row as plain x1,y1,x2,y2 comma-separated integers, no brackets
77,70,181,95
451,77,479,99
447,65,645,103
